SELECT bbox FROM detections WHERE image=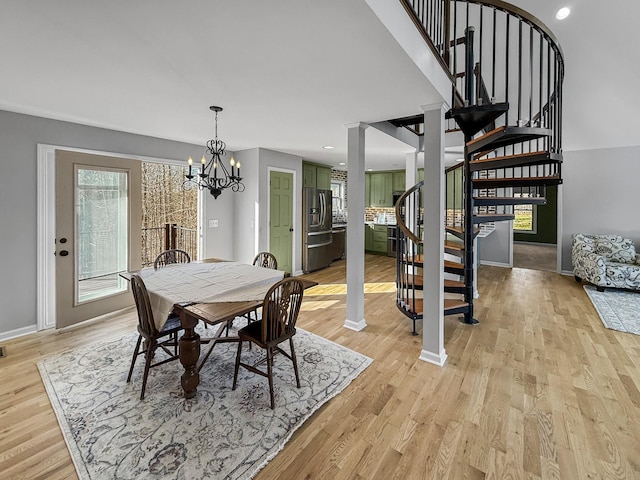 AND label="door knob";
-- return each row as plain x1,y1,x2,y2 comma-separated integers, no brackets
289,228,294,232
